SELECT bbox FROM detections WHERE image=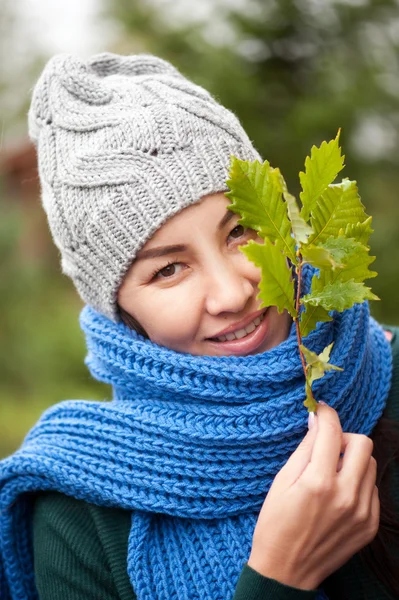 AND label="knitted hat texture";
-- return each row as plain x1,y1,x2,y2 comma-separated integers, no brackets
29,52,261,320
